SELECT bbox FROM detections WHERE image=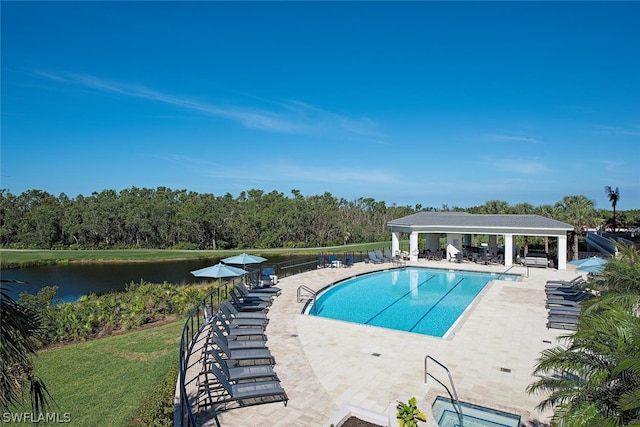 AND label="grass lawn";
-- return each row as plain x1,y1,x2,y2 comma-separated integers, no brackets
12,320,184,426
0,242,394,268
